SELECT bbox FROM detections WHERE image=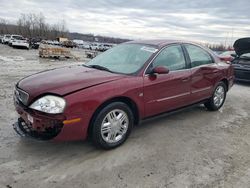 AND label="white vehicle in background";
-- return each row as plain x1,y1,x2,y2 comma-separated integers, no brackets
51,40,60,45
90,43,100,51
78,41,91,49
12,36,29,49
2,34,11,44
0,35,3,43
99,43,113,51
73,39,84,46
8,35,24,46
81,43,90,49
